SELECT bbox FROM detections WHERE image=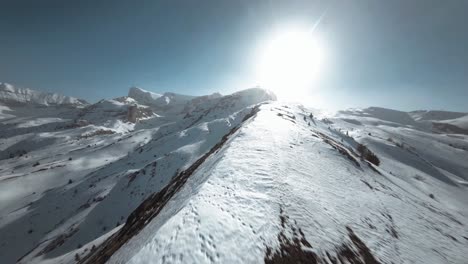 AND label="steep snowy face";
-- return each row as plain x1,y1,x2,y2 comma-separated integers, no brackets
128,87,198,112
0,82,87,106
127,87,163,105
151,92,196,113
154,92,195,106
